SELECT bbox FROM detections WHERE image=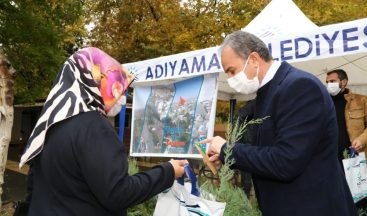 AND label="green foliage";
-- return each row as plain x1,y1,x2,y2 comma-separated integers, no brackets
359,207,367,216
128,158,140,175
343,148,349,159
295,0,367,25
86,0,257,63
200,117,268,216
215,100,247,124
127,158,157,216
0,0,87,104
